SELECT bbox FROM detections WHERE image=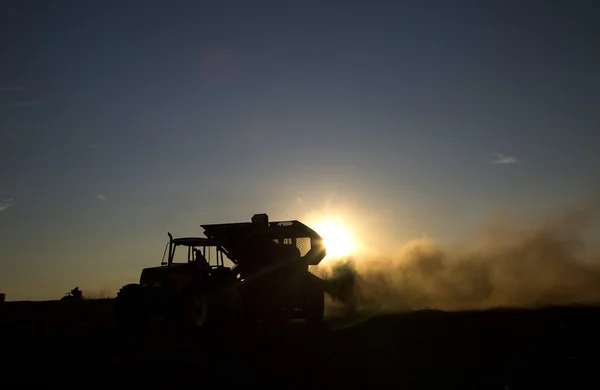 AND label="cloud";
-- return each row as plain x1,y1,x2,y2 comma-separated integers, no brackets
0,198,14,212
90,143,105,150
0,86,25,92
96,194,107,201
7,99,44,108
491,153,521,164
